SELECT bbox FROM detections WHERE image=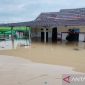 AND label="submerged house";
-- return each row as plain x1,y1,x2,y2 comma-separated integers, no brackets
1,8,85,43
